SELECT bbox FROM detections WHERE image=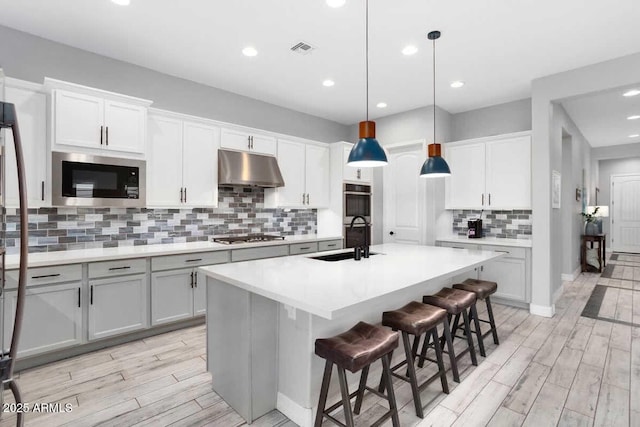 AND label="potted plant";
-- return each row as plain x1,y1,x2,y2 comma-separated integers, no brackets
581,206,600,235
